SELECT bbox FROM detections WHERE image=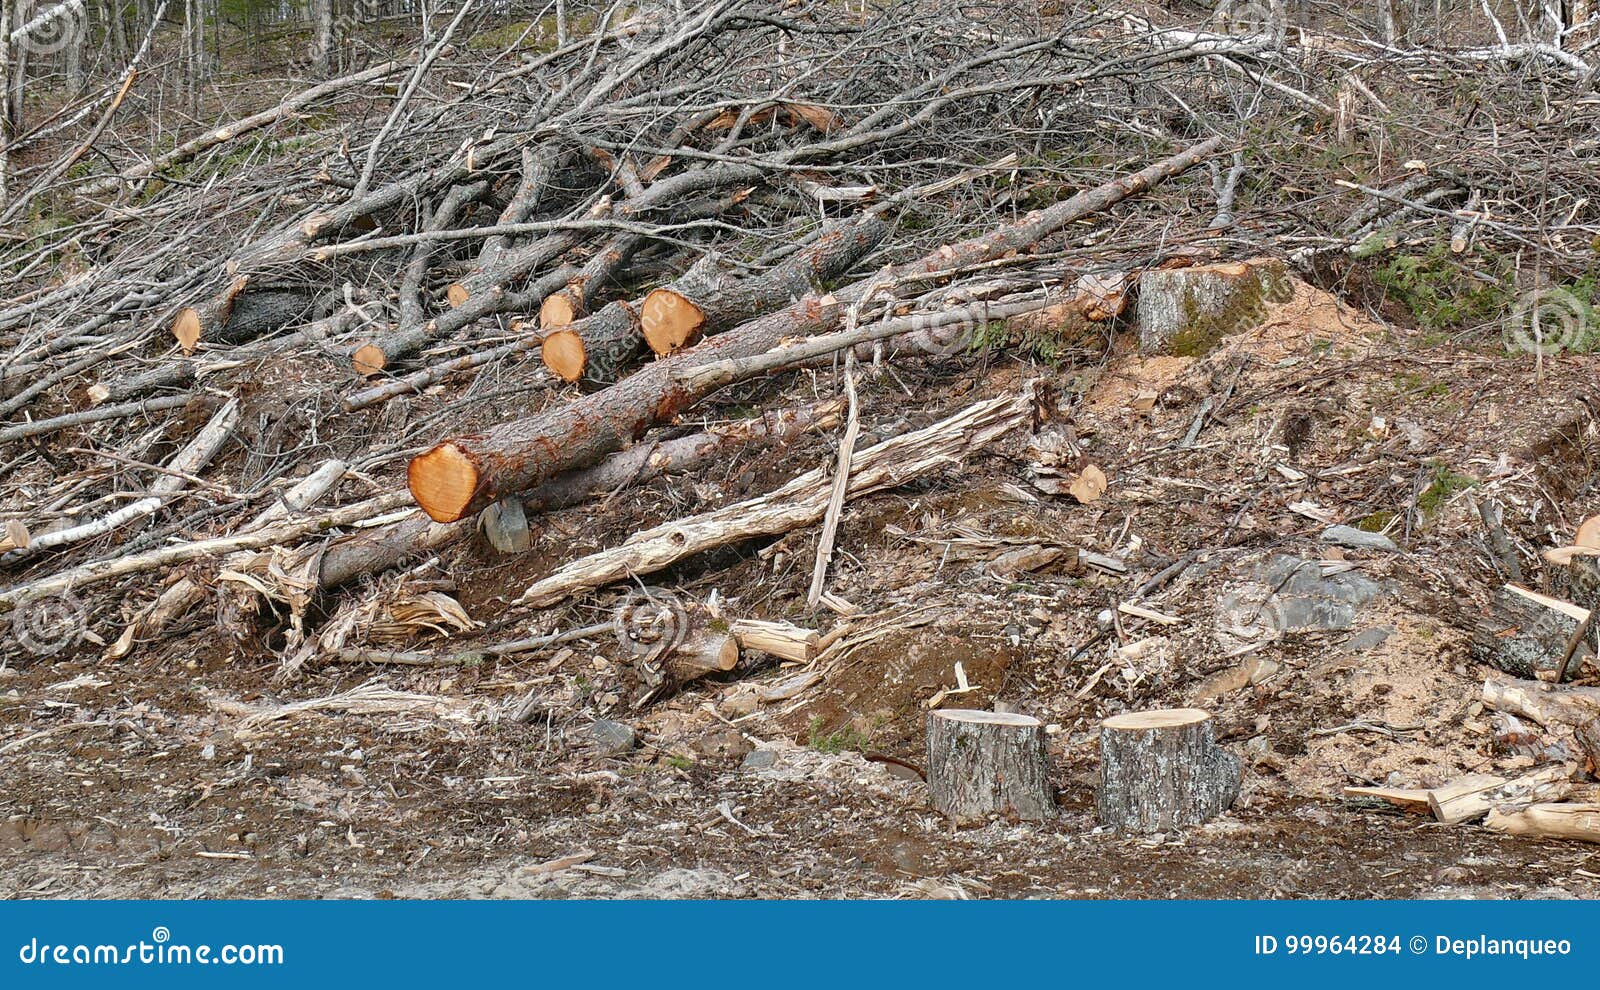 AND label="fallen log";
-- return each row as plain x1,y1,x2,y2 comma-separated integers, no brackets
410,136,1222,522
1484,803,1600,843
515,386,1039,607
728,618,820,663
639,219,883,356
1097,708,1240,832
1428,765,1578,824
544,218,884,384
1483,675,1600,727
240,398,845,602
927,709,1056,824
